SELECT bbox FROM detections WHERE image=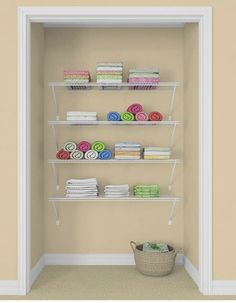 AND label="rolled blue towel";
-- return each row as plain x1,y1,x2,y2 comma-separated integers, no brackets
98,149,112,160
107,112,121,121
